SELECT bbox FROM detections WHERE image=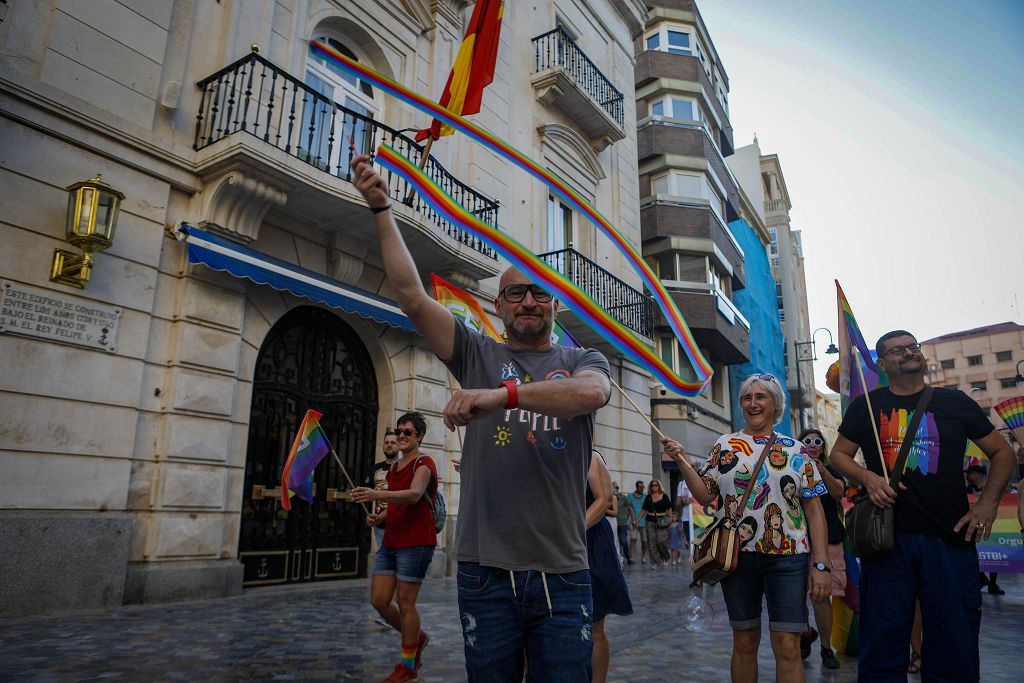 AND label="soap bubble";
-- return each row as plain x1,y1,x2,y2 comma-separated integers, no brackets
683,593,715,632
